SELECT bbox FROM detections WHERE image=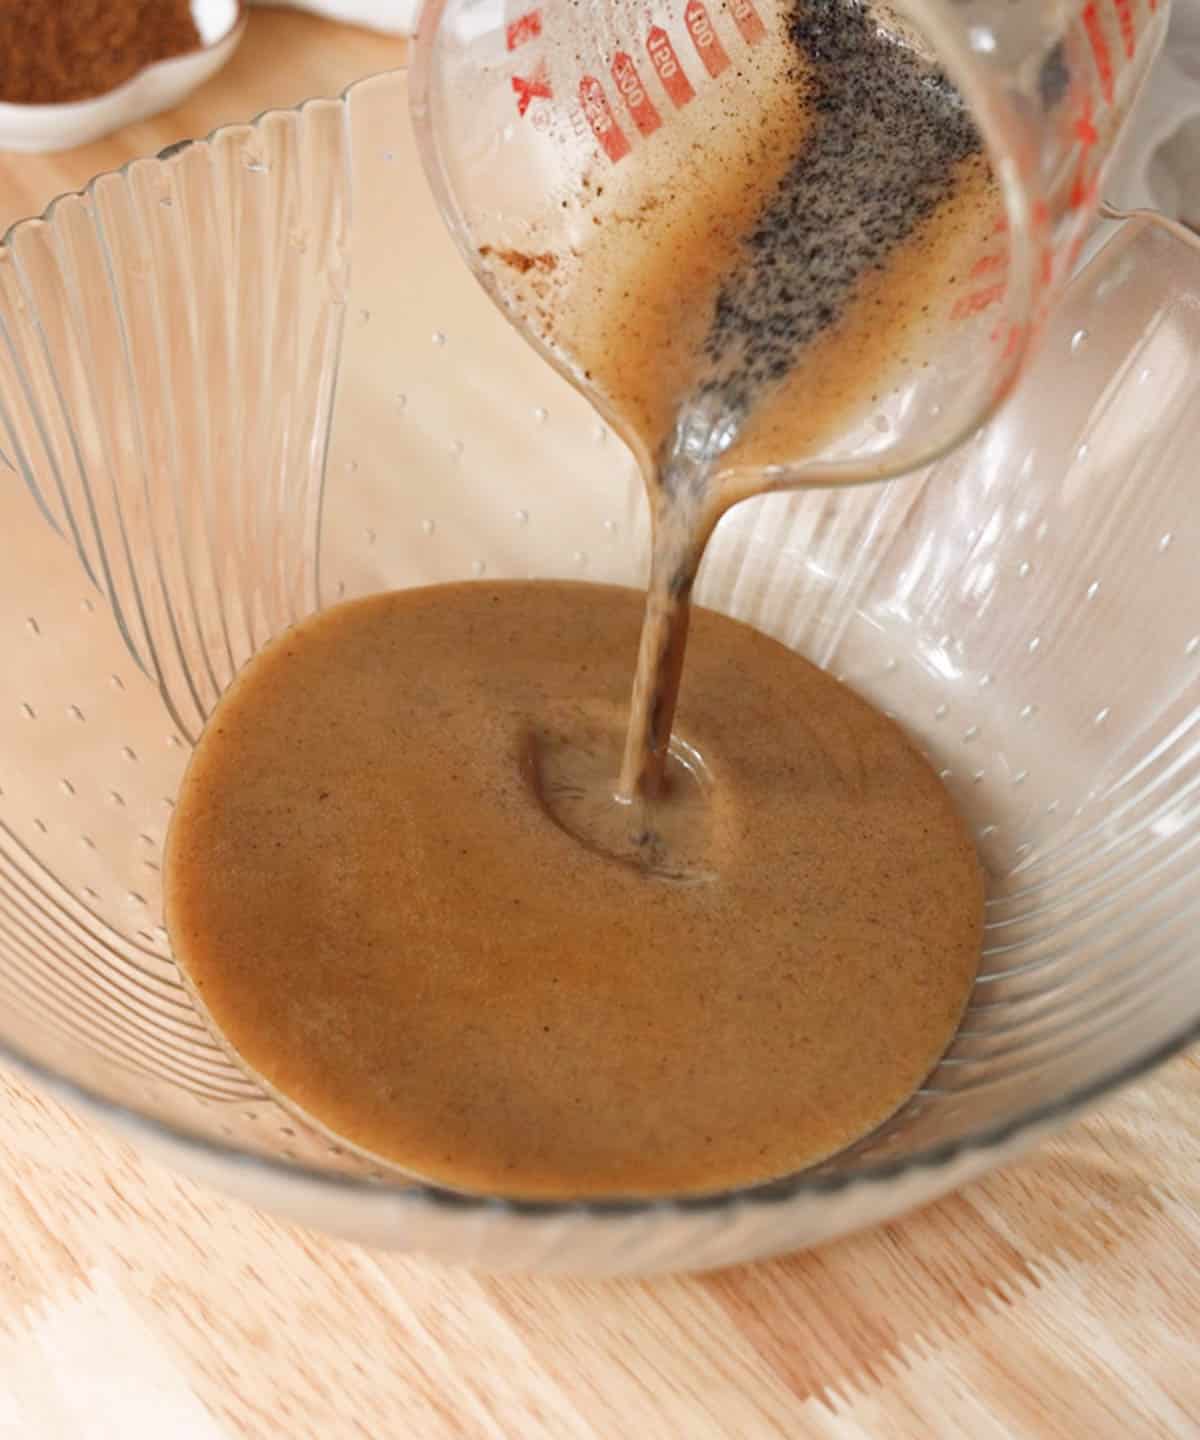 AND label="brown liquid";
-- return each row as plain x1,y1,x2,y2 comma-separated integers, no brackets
481,4,994,802
530,147,993,488
484,4,993,483
611,136,993,803
165,582,983,1197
